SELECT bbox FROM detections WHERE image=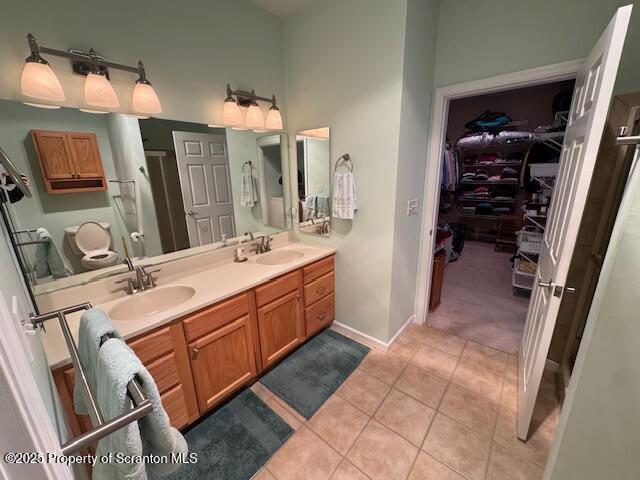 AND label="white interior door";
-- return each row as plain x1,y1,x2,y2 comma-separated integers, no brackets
518,5,632,440
173,131,236,247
